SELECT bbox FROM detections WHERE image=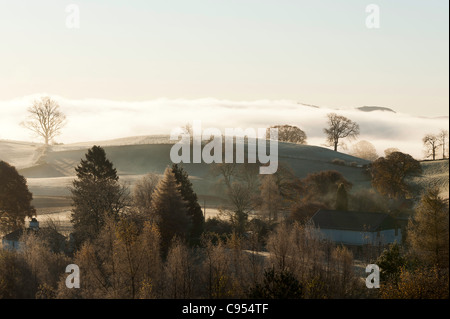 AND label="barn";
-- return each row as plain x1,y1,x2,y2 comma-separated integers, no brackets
310,209,402,246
